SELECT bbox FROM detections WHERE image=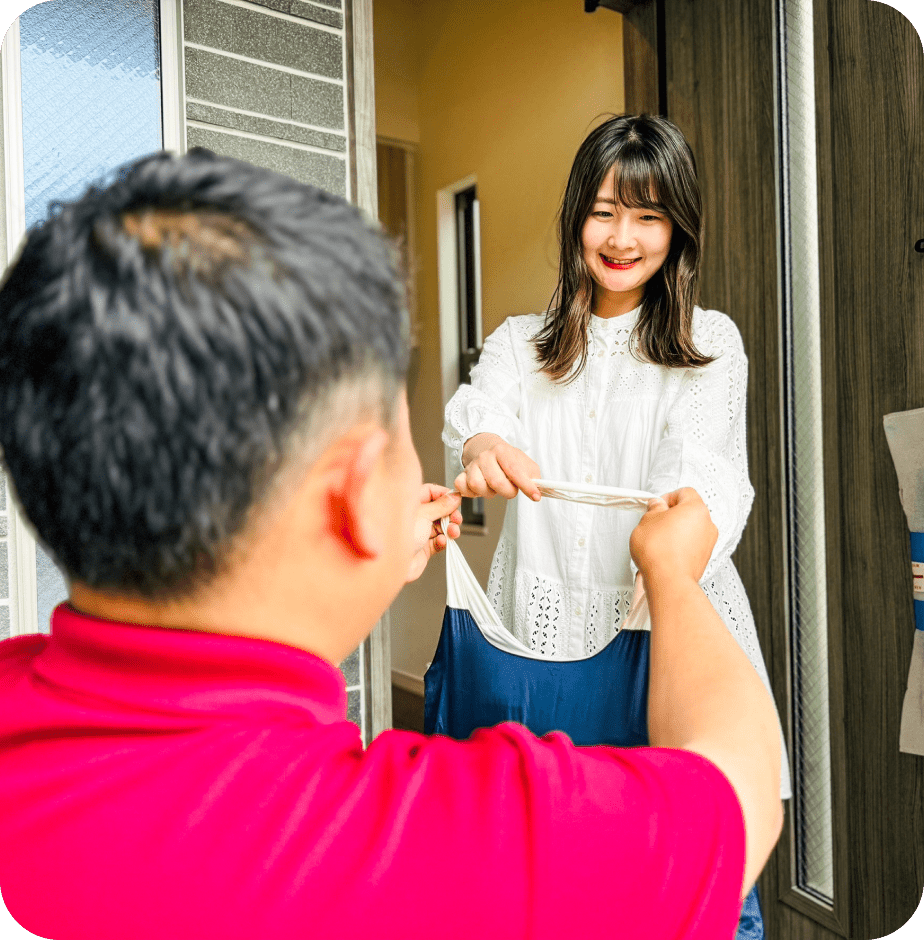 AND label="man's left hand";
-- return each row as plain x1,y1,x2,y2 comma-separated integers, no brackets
407,485,462,583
